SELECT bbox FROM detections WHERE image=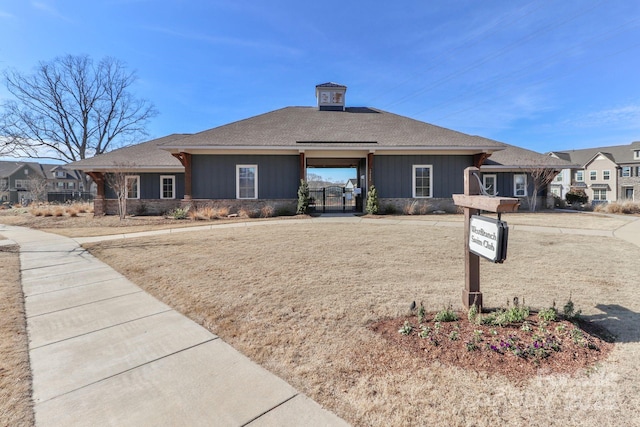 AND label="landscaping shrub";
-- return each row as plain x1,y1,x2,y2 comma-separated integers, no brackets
239,208,260,218
260,205,275,218
275,205,296,217
296,179,310,214
366,185,378,214
594,201,640,214
169,207,188,220
382,203,397,214
552,195,566,209
565,190,588,205
403,200,419,215
215,206,230,218
434,306,458,322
